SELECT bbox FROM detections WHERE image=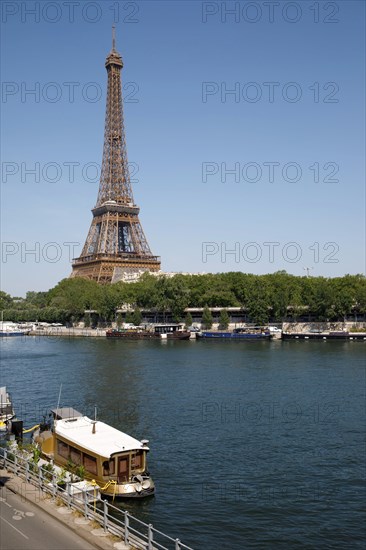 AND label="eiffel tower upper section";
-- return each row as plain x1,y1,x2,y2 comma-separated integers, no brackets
71,28,160,283
97,26,133,207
